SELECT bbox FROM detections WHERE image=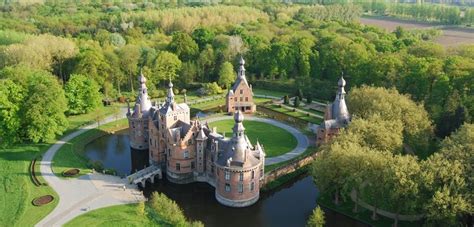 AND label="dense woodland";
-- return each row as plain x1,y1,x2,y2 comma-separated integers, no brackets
0,2,472,225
